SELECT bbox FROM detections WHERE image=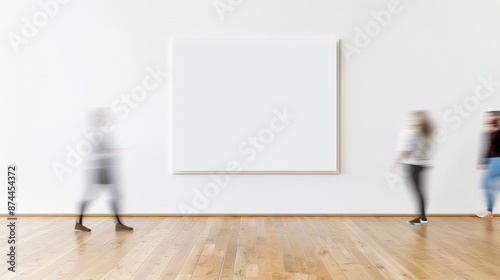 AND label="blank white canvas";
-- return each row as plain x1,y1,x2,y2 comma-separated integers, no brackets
171,39,338,174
